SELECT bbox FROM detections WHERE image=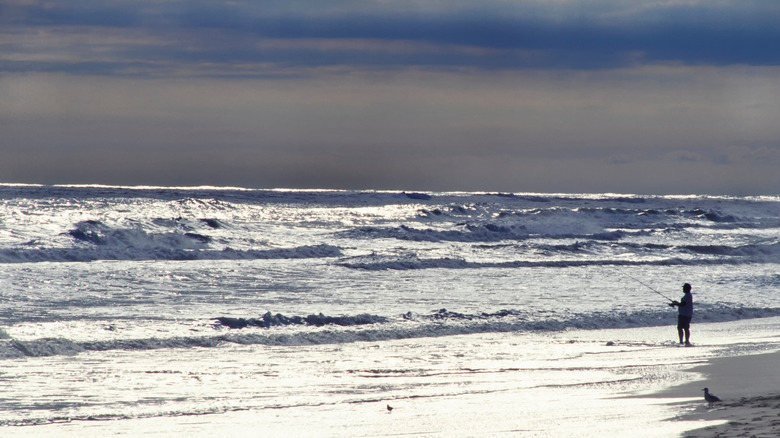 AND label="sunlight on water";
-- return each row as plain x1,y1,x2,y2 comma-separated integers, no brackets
0,187,778,436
